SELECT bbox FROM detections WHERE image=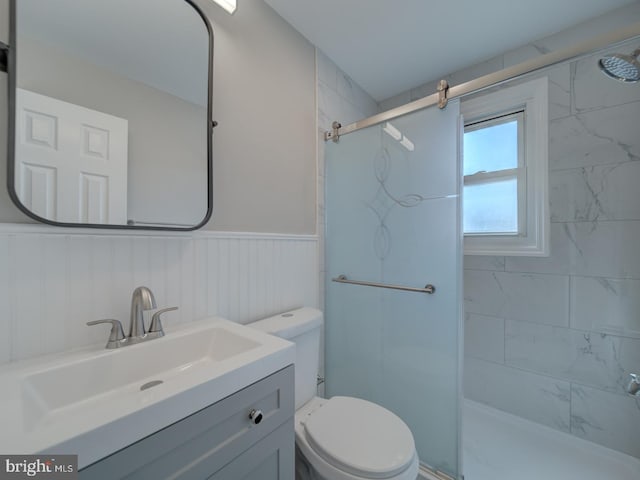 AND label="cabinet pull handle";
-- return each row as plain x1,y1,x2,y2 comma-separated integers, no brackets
249,409,263,425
